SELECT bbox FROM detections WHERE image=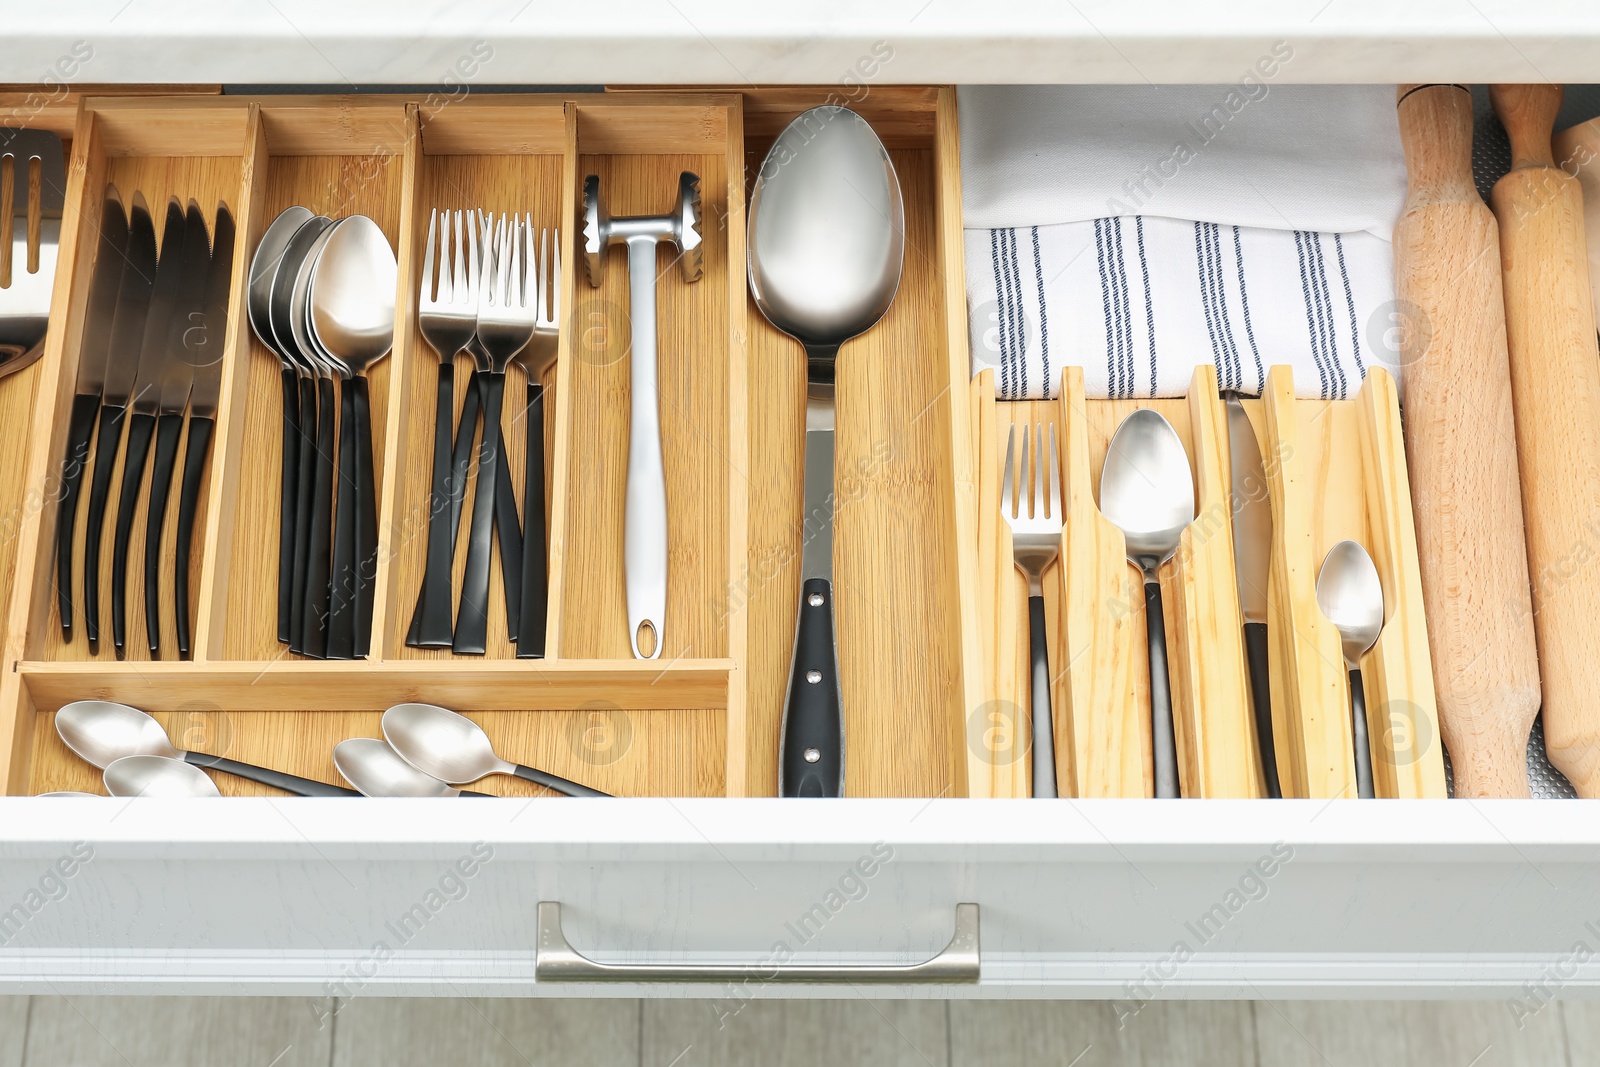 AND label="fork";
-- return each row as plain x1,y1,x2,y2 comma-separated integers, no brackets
1001,421,1063,798
407,208,479,649
454,214,537,655
515,227,560,657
